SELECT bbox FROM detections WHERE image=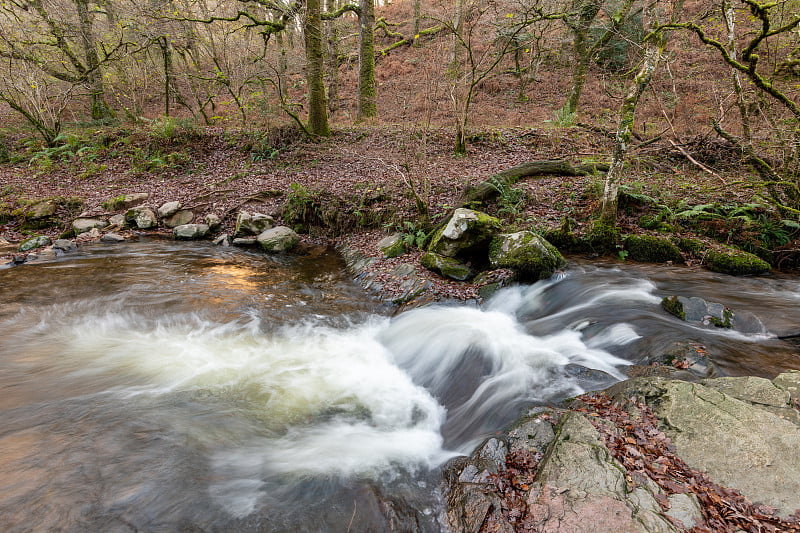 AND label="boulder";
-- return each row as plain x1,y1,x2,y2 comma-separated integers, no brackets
235,211,275,237
212,234,231,247
157,201,181,218
125,206,157,229
661,295,764,333
72,217,108,234
488,231,566,280
420,252,473,281
53,239,77,252
205,213,222,231
705,246,771,276
378,233,407,259
257,226,300,252
100,233,125,243
163,209,194,228
108,214,126,227
428,208,502,259
18,235,51,252
232,237,258,247
104,192,149,211
25,199,56,219
623,234,683,263
174,223,210,240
